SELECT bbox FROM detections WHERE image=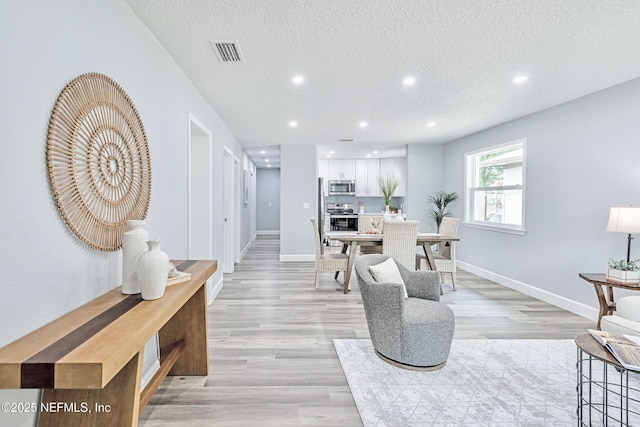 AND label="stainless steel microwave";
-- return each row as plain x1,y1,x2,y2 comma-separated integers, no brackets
329,180,356,196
